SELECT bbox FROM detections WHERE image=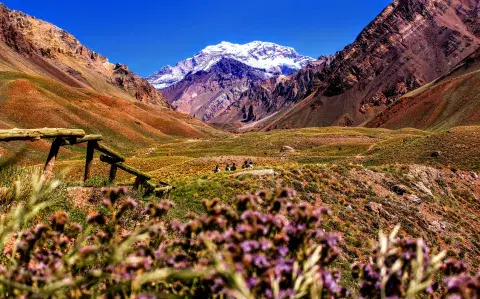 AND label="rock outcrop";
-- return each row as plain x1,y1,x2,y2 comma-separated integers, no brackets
112,64,168,106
